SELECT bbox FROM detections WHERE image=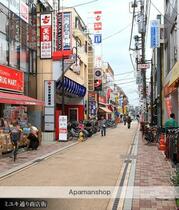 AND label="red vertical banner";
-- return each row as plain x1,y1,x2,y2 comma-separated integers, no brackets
165,97,172,117
40,13,52,59
94,11,102,31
